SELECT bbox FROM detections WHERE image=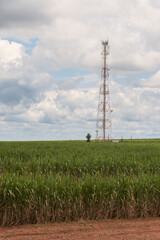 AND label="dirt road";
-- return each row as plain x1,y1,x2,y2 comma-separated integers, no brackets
1,218,160,240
